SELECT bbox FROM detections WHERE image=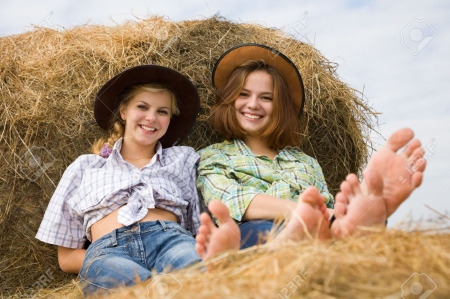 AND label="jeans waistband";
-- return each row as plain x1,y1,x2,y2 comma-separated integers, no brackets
108,220,180,245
